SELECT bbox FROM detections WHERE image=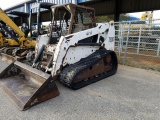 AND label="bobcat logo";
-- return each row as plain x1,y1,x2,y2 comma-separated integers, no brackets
109,37,114,42
86,31,92,36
